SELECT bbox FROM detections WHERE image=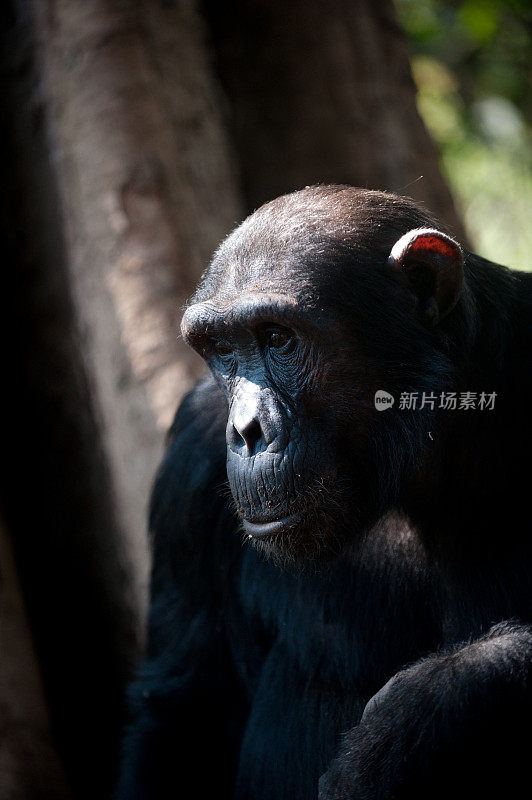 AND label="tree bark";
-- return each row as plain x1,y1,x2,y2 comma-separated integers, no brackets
203,0,467,240
36,0,244,616
2,1,242,796
1,6,139,797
